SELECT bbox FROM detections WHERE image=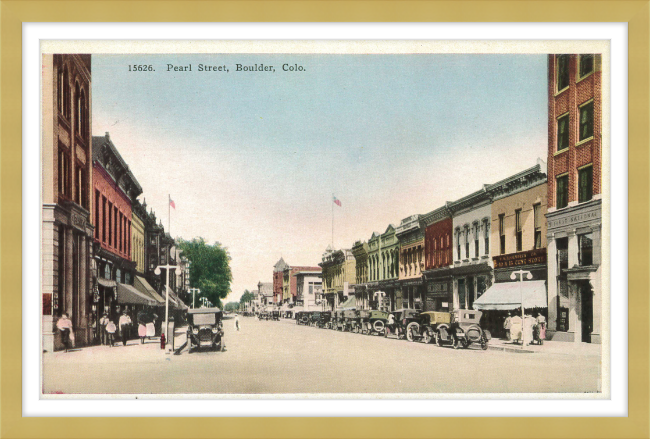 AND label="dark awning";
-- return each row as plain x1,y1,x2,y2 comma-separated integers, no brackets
134,276,164,304
97,277,117,288
116,283,157,306
473,280,547,311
